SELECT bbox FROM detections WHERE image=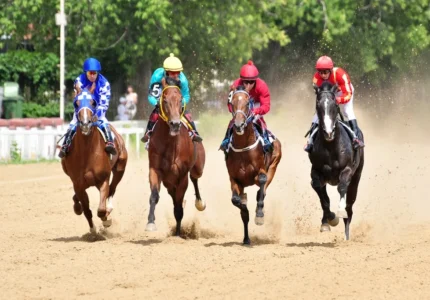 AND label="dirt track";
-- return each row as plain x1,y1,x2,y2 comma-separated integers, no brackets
1,100,430,299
